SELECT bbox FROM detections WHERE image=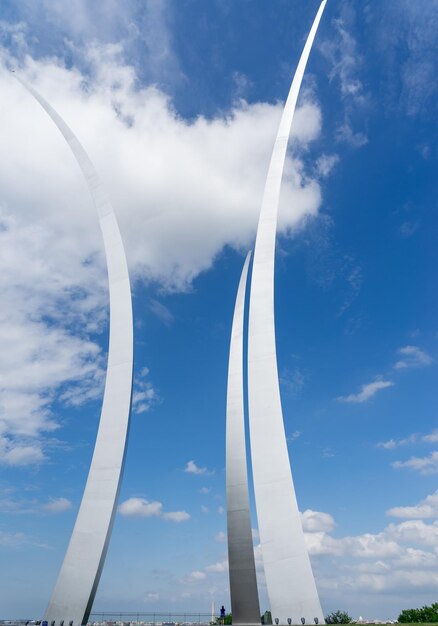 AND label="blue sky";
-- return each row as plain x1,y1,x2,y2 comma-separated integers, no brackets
0,0,437,620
